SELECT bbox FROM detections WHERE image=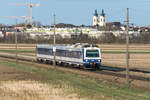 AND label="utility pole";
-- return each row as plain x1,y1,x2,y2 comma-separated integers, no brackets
15,18,18,64
30,4,33,26
126,8,130,87
53,14,56,69
15,30,18,63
